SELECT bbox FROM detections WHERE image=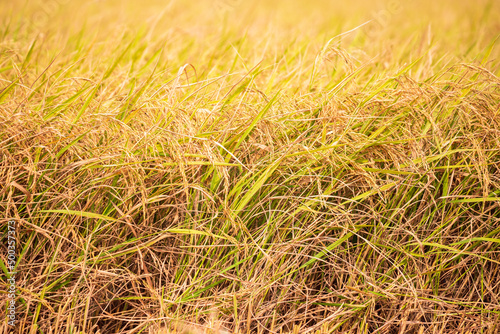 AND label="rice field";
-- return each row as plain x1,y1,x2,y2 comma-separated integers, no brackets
1,0,500,333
